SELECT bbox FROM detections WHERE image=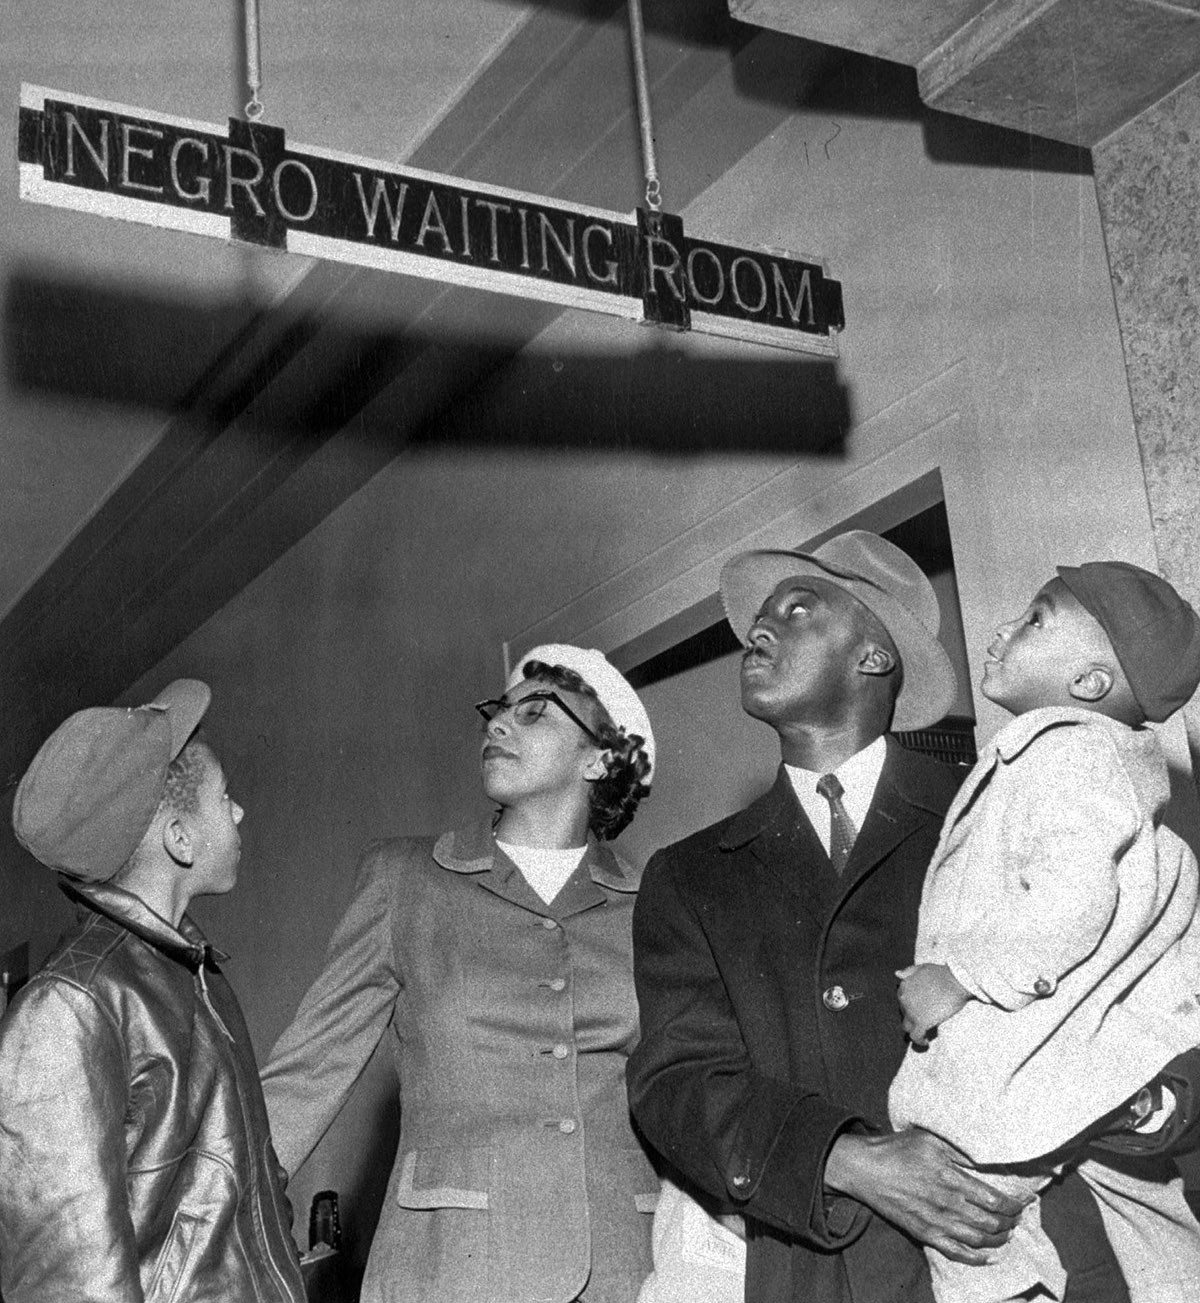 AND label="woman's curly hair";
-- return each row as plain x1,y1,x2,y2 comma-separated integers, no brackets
521,660,651,840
